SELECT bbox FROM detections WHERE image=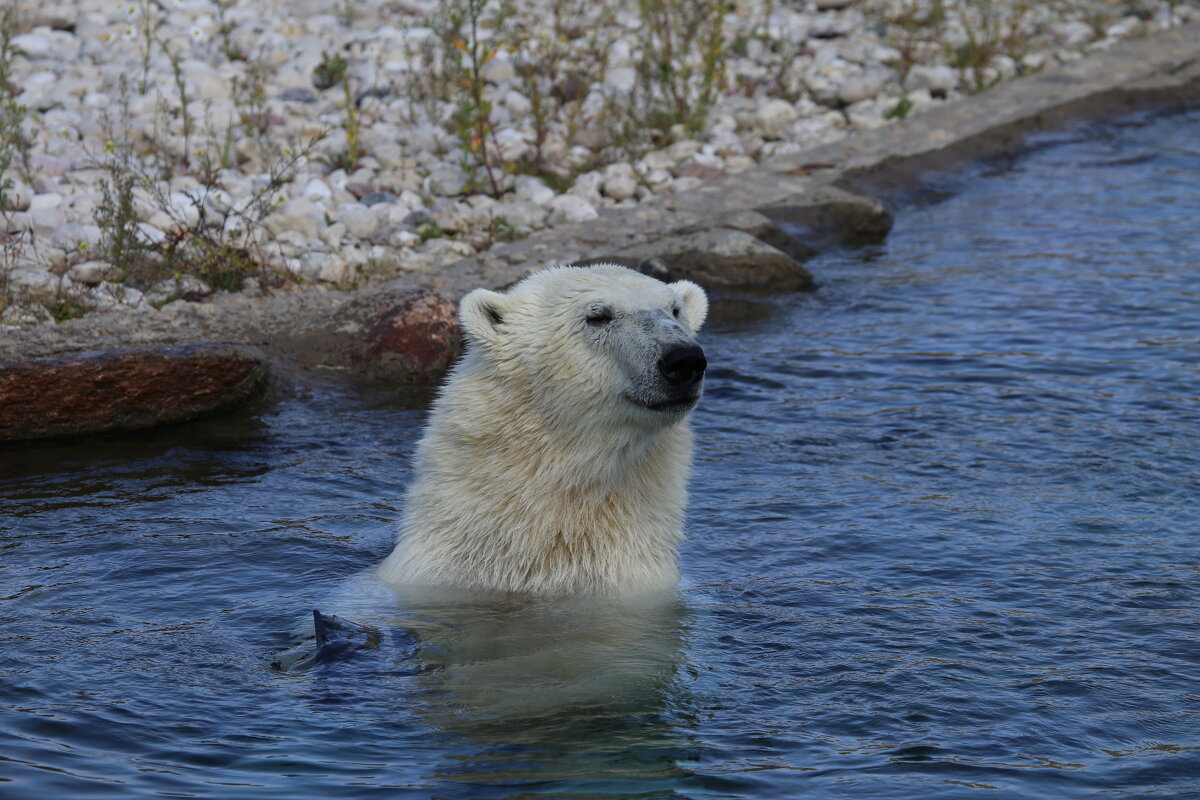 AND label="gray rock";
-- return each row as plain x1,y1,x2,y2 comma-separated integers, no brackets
29,192,62,210
302,178,333,201
481,55,516,84
30,154,69,177
424,165,468,197
1,181,31,212
1057,20,1096,47
605,66,637,93
839,71,888,105
11,33,52,59
715,210,785,245
512,175,555,206
847,98,889,131
671,176,705,194
642,149,677,172
374,225,422,248
489,201,548,229
136,222,167,246
336,203,380,239
0,303,52,327
907,64,957,95
356,86,391,104
91,283,145,310
505,90,532,117
146,275,212,306
3,211,32,234
422,238,476,266
318,250,369,284
360,191,397,207
69,260,120,285
403,209,434,227
665,140,702,163
264,212,321,240
548,194,599,225
31,207,66,236
756,185,893,250
51,222,100,251
602,163,638,201
8,267,61,299
757,99,798,140
616,228,813,290
644,168,673,193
